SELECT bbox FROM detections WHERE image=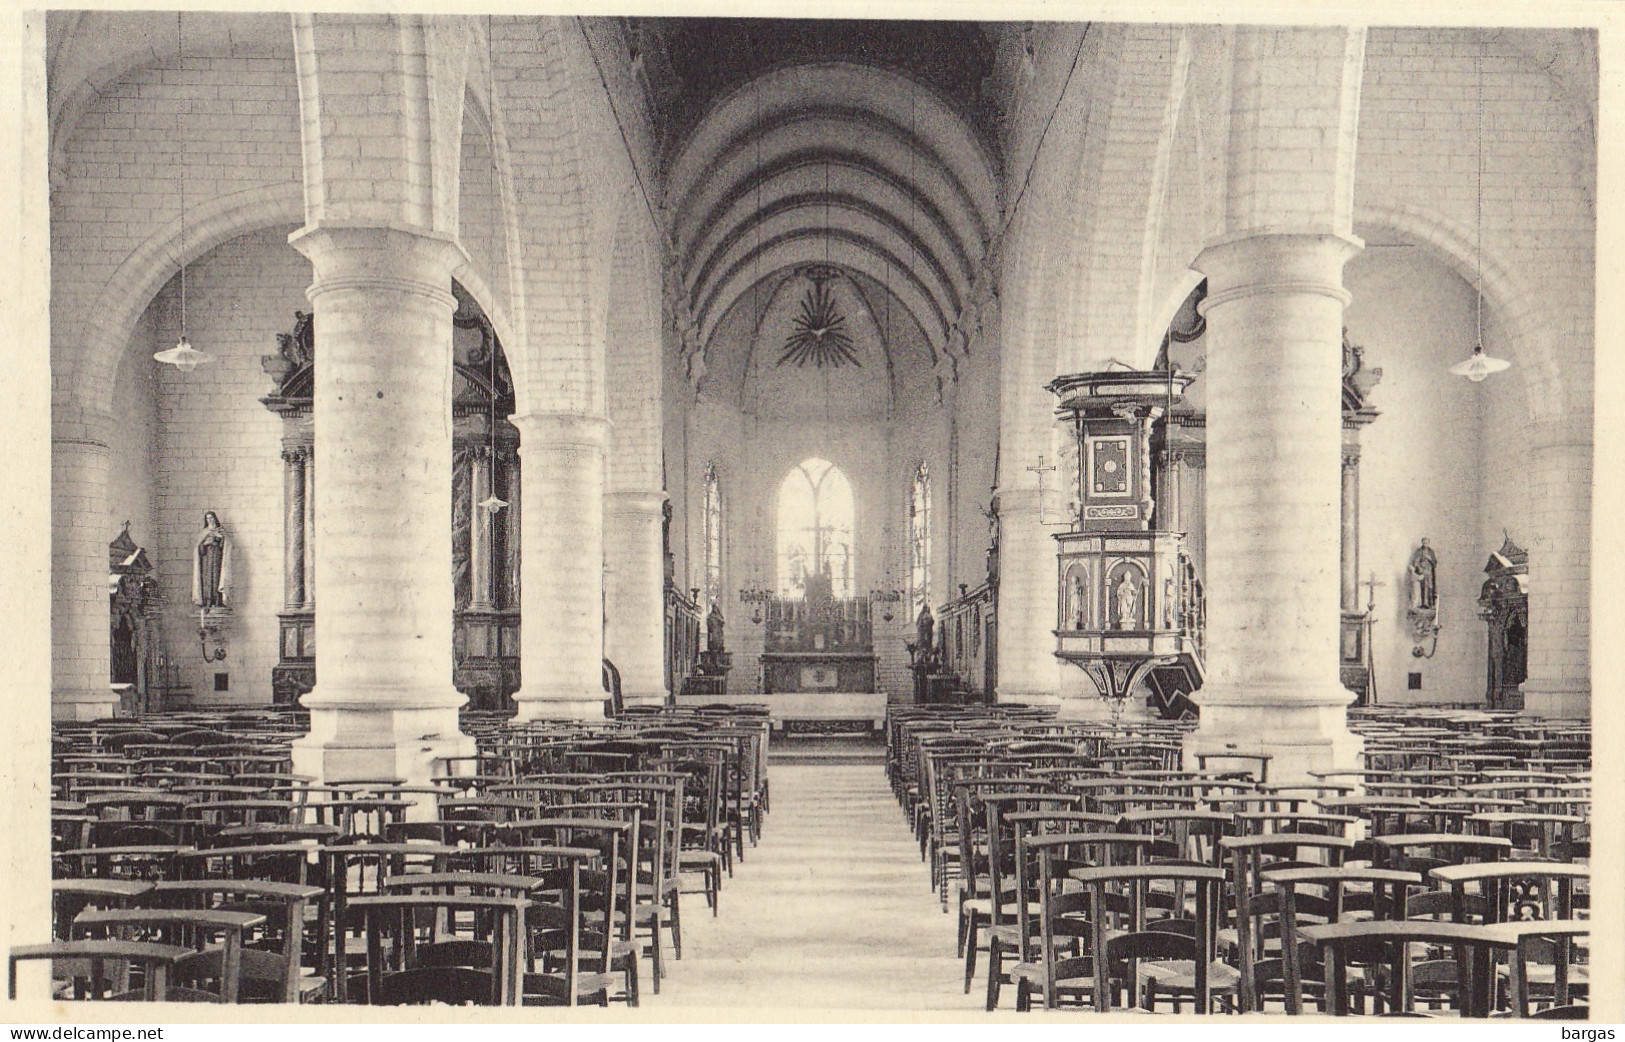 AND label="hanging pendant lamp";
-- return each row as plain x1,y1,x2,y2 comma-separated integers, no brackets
476,17,507,515
154,13,212,372
1451,39,1510,382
